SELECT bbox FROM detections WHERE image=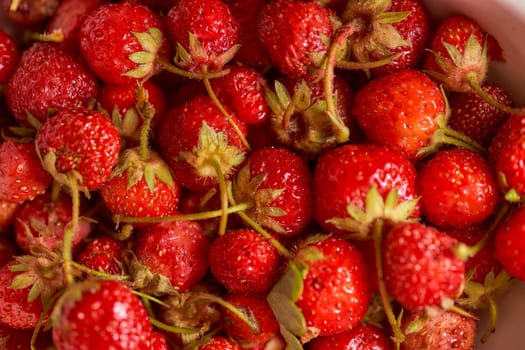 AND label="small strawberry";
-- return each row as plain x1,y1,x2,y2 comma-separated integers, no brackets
383,222,465,311
257,0,339,79
13,191,92,254
2,0,59,25
165,0,240,73
0,28,19,84
494,206,525,281
6,42,98,127
209,229,281,294
132,217,210,293
79,1,169,84
0,140,52,204
51,279,154,349
232,146,313,237
157,95,248,191
198,336,242,350
417,148,499,229
75,235,126,276
308,323,394,350
313,143,420,237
